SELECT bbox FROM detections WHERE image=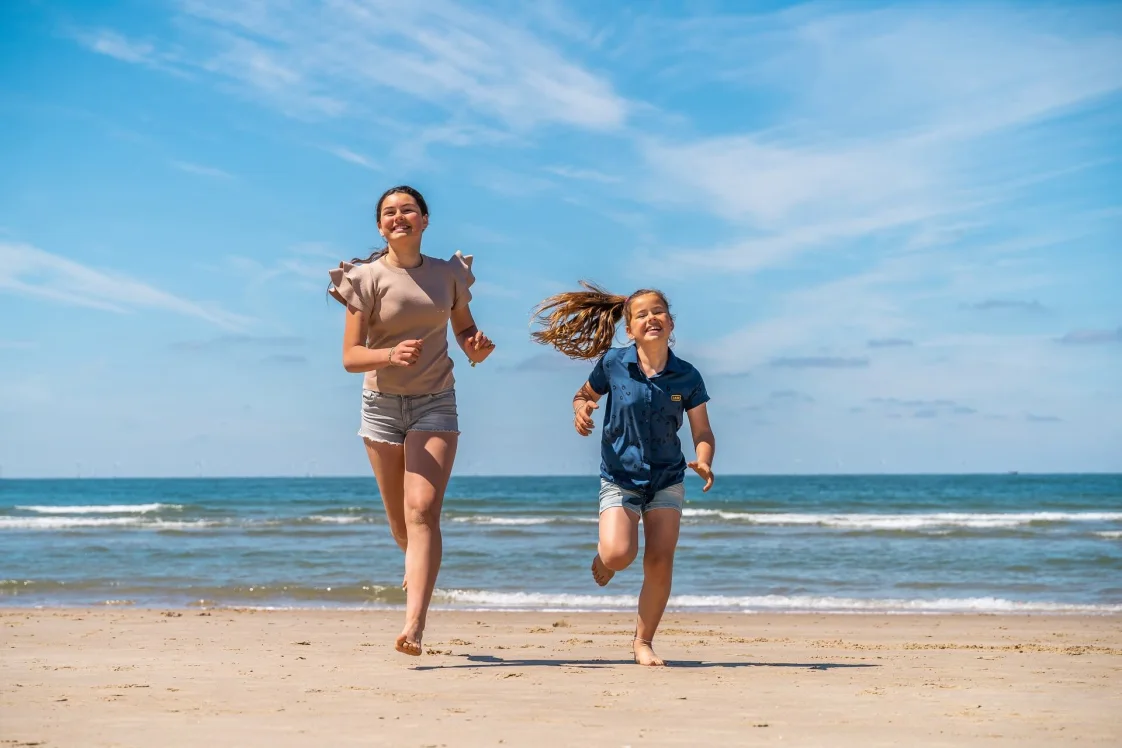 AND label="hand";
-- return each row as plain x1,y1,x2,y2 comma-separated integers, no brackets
466,330,495,363
688,461,714,492
389,339,423,367
574,400,598,437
